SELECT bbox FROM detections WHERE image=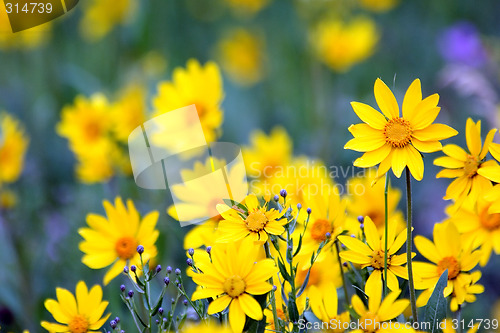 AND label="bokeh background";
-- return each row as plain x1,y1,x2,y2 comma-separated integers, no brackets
1,0,500,330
